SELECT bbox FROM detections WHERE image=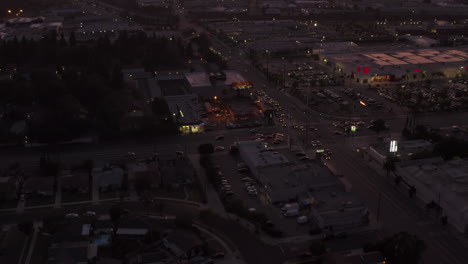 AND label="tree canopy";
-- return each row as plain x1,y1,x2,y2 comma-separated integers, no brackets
0,31,187,142
365,232,426,264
